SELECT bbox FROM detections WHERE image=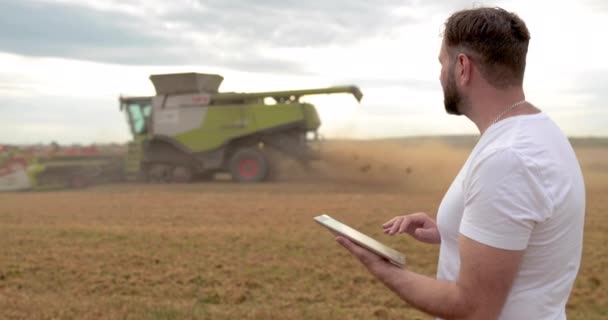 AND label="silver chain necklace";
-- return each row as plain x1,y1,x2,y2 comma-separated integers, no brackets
492,100,527,125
